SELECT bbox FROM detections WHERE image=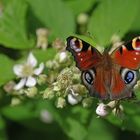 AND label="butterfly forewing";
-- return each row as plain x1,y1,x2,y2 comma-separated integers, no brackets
66,36,102,71
111,36,140,70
